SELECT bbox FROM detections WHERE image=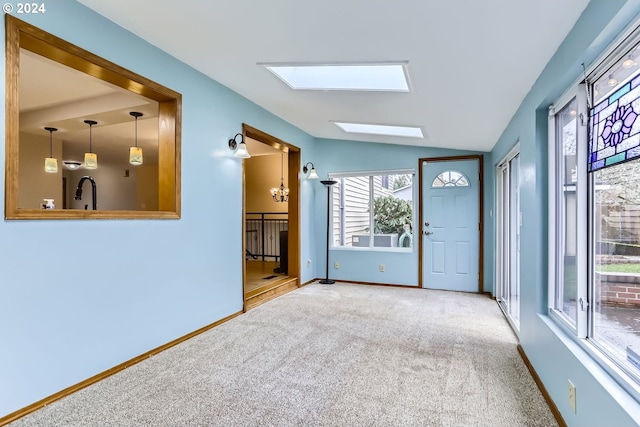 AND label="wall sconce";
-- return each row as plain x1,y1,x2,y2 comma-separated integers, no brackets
302,162,319,179
129,111,143,165
44,127,58,173
83,119,98,169
228,133,250,158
